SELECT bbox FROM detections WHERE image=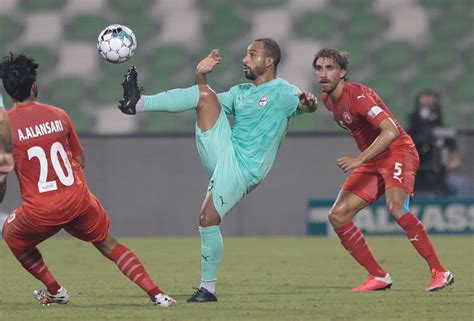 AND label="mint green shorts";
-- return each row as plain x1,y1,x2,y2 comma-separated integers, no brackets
195,110,249,218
